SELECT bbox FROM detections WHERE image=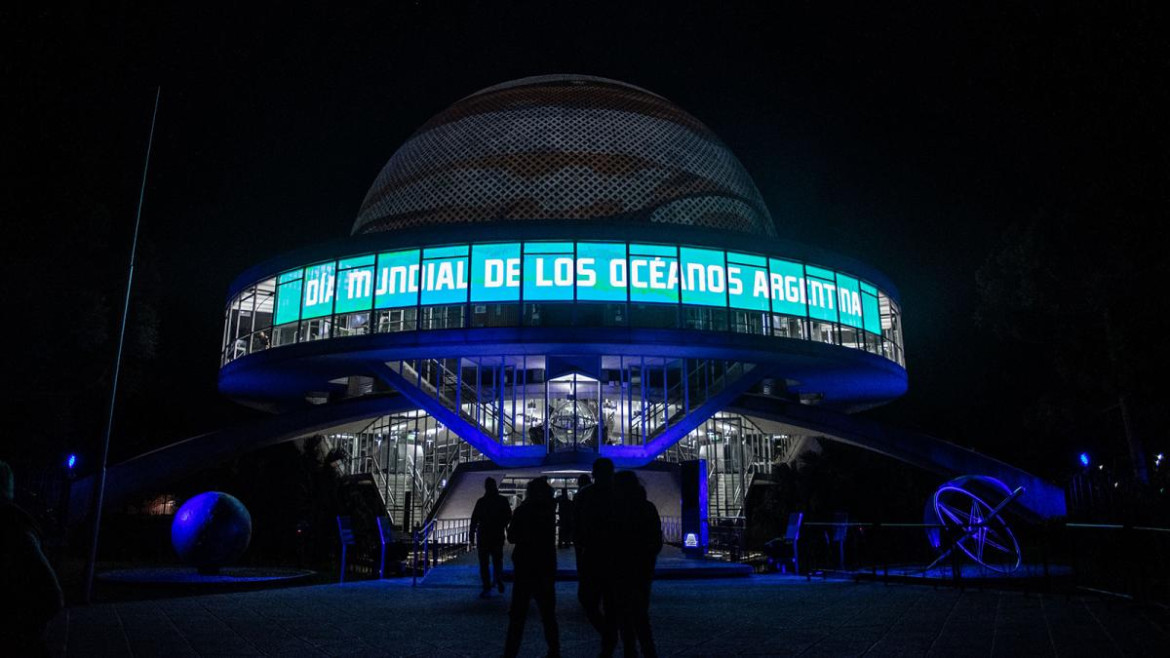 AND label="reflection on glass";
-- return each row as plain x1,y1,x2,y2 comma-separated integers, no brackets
547,373,601,452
